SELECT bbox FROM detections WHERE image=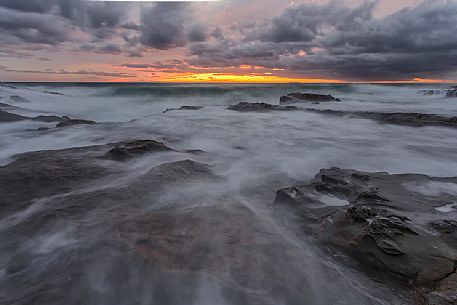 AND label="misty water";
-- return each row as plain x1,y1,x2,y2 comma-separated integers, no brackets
1,83,457,305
